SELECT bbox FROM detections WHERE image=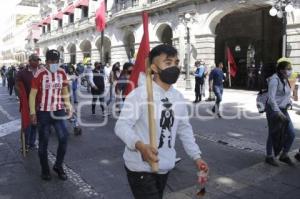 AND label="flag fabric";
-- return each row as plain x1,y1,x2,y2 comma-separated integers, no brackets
95,0,106,32
18,81,30,131
124,12,150,96
226,47,238,78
